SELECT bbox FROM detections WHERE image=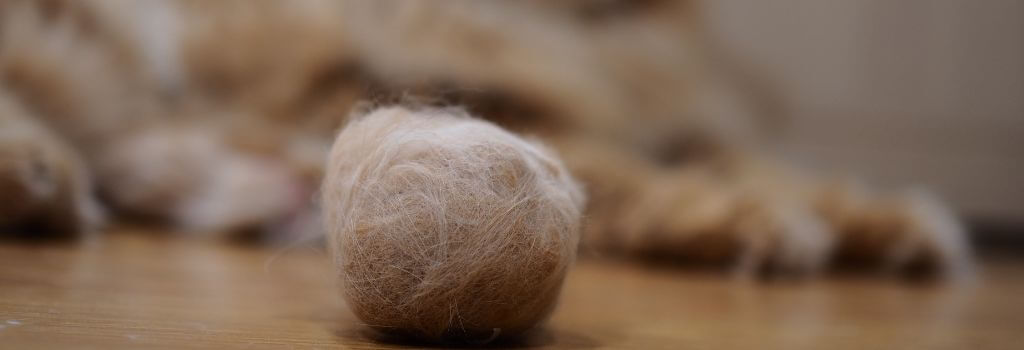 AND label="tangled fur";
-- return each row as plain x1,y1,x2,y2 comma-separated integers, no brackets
322,107,583,343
